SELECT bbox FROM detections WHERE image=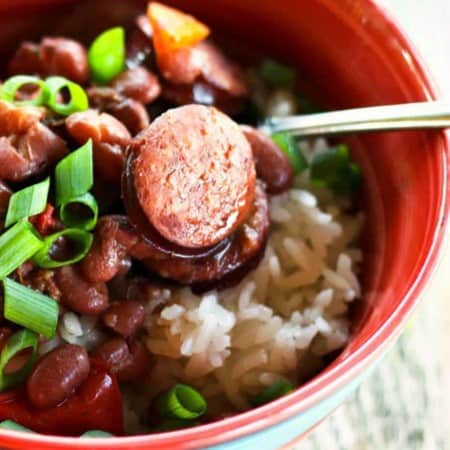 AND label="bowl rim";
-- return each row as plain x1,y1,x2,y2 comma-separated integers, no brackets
1,0,449,448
